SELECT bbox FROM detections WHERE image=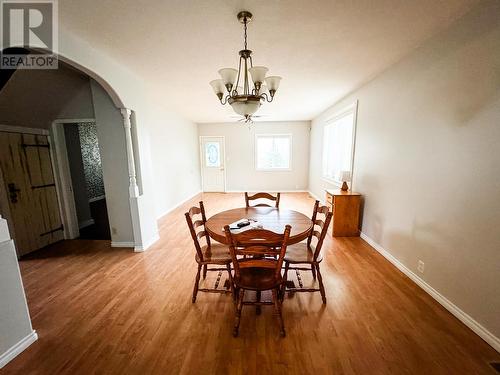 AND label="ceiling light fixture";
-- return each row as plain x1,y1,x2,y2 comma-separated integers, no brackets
209,11,281,122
